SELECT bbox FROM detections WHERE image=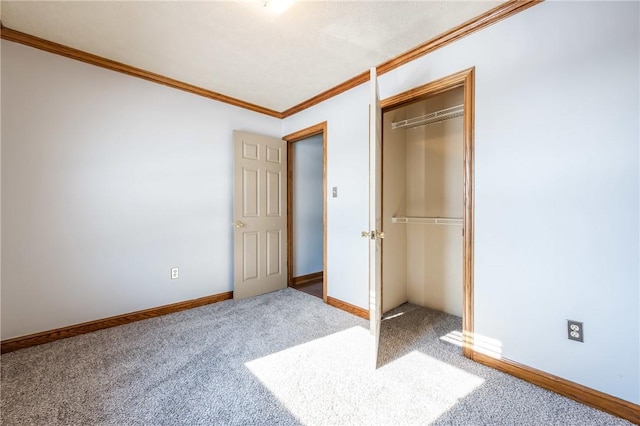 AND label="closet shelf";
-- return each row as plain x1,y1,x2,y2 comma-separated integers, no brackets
391,216,463,225
392,104,463,130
